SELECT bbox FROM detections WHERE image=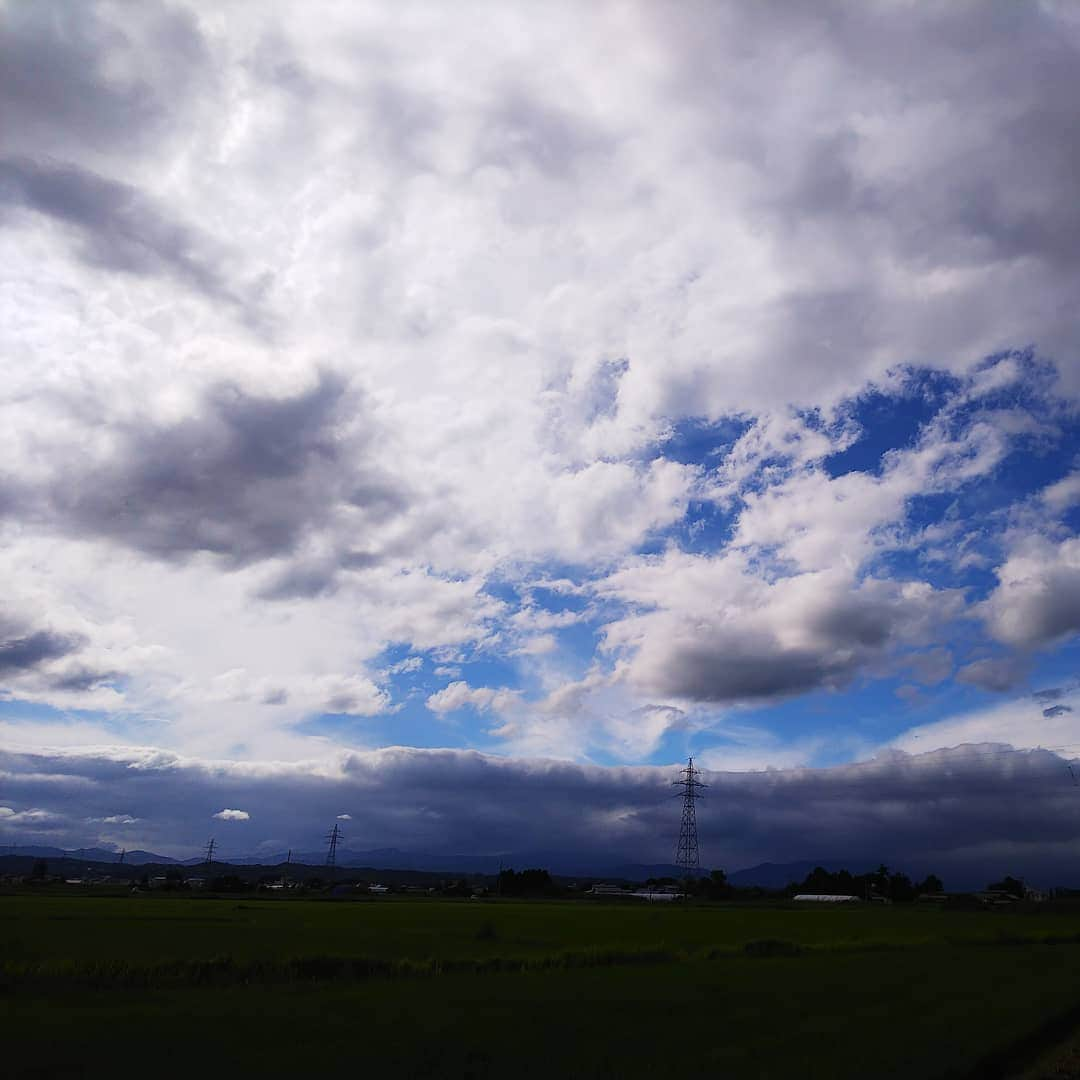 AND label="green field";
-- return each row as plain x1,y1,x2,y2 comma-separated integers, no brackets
5,894,1080,1078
